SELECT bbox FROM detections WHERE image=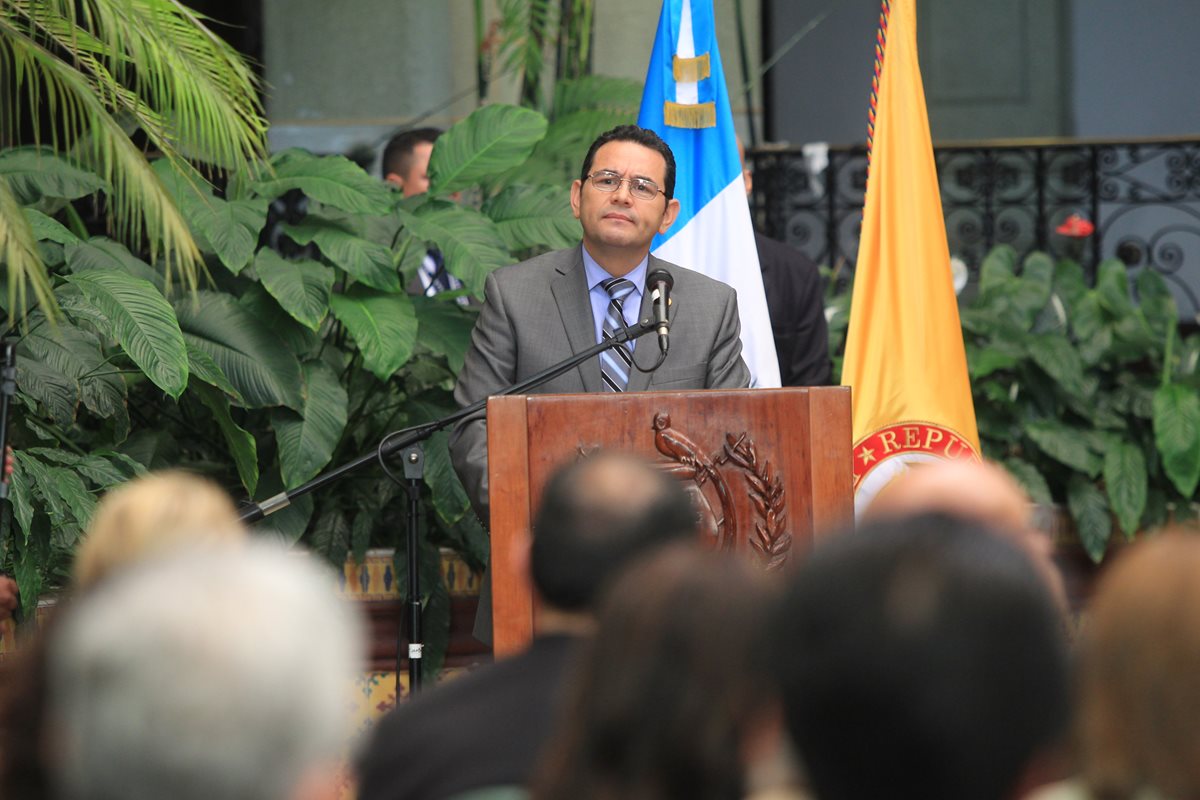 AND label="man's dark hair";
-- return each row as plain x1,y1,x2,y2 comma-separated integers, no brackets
579,125,677,201
530,451,697,611
381,127,442,179
771,513,1069,800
